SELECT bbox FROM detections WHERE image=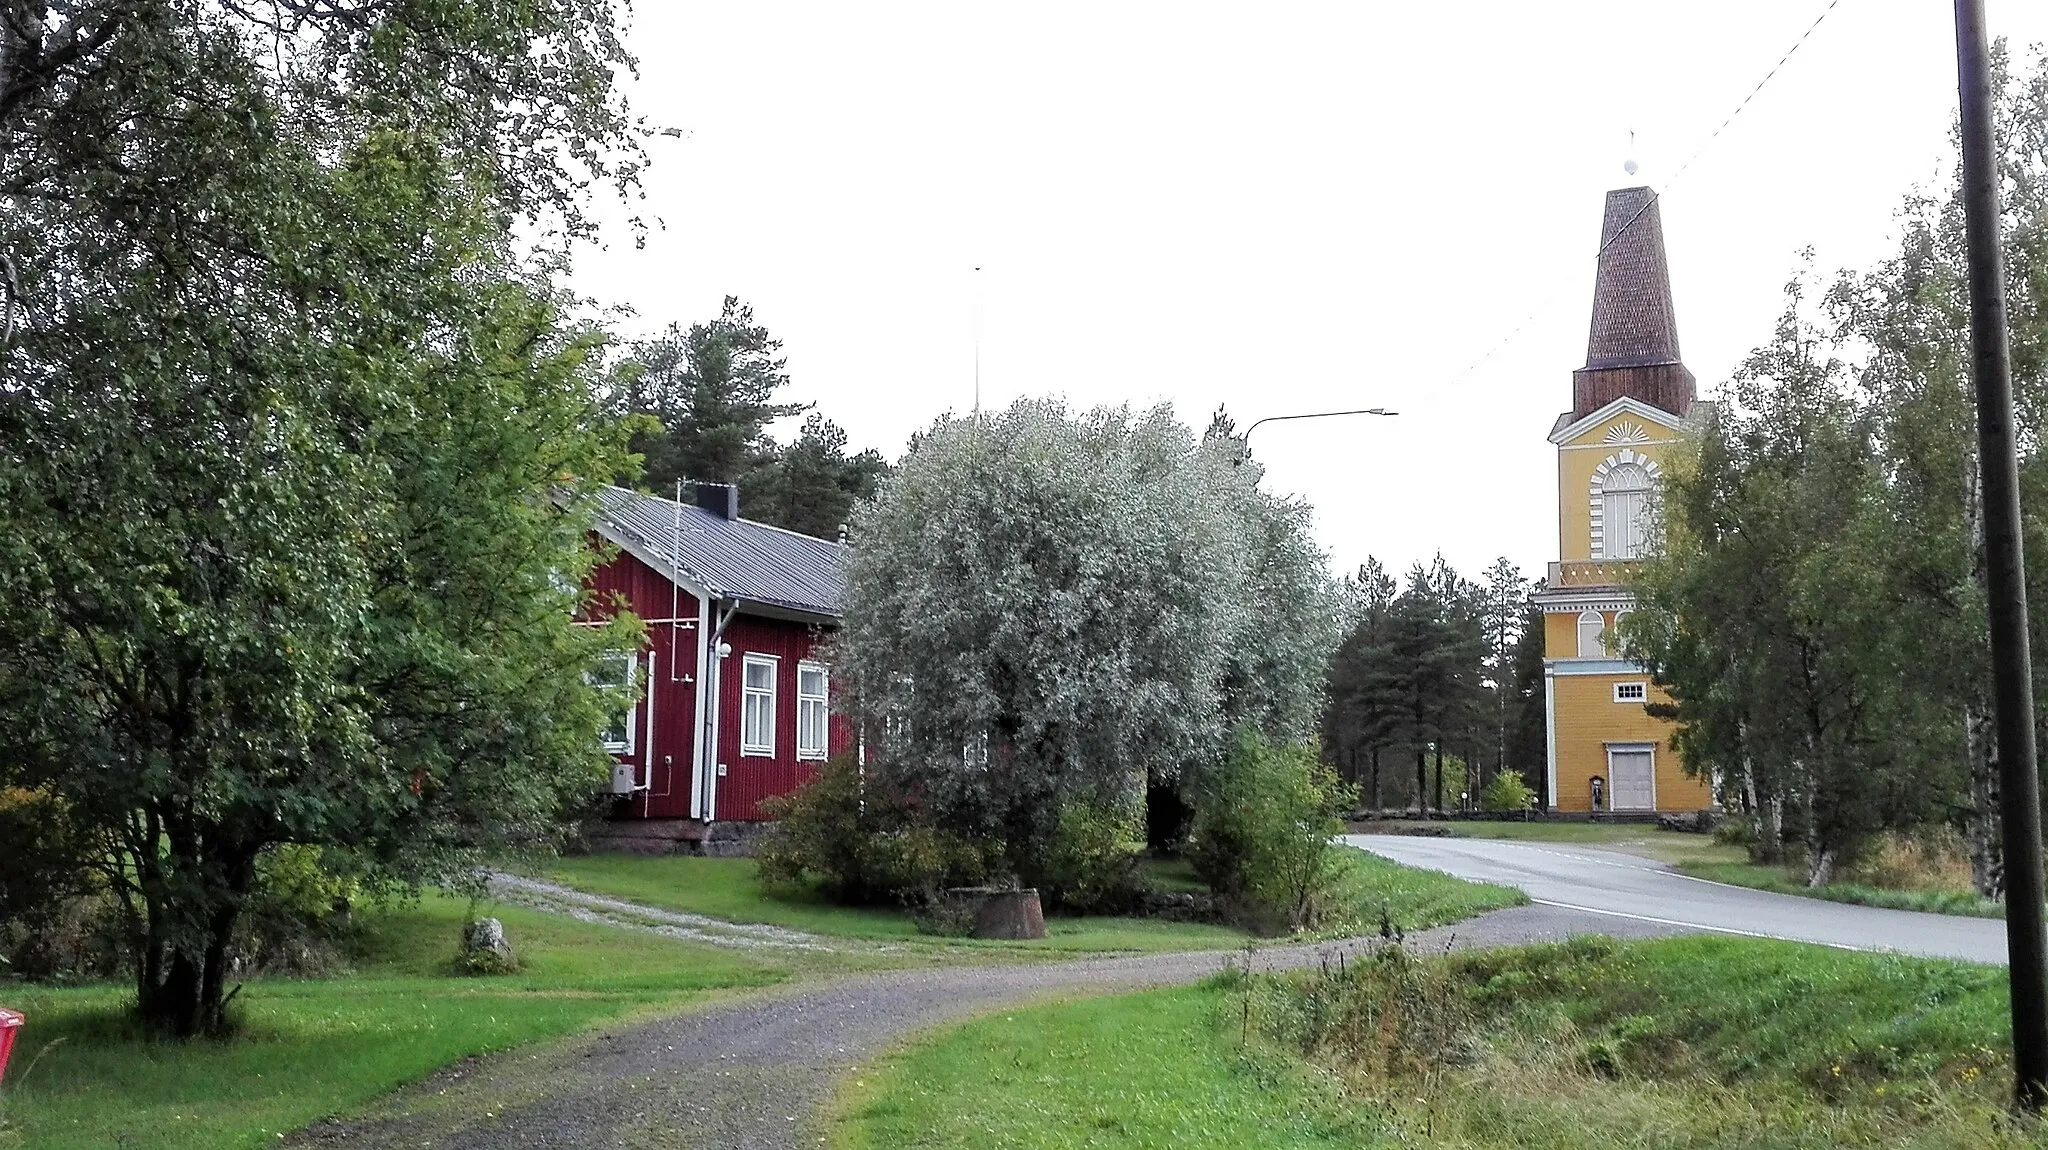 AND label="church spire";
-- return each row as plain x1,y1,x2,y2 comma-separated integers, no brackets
1571,186,1695,420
